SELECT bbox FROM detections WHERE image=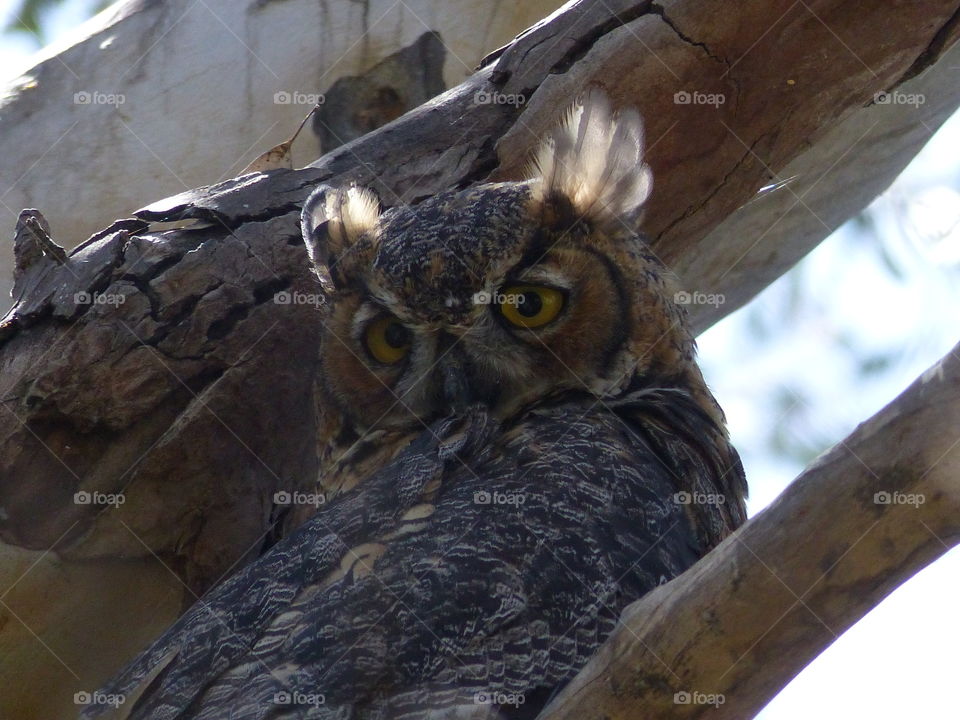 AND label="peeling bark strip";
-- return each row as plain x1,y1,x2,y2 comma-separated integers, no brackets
0,0,959,716
538,344,960,719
